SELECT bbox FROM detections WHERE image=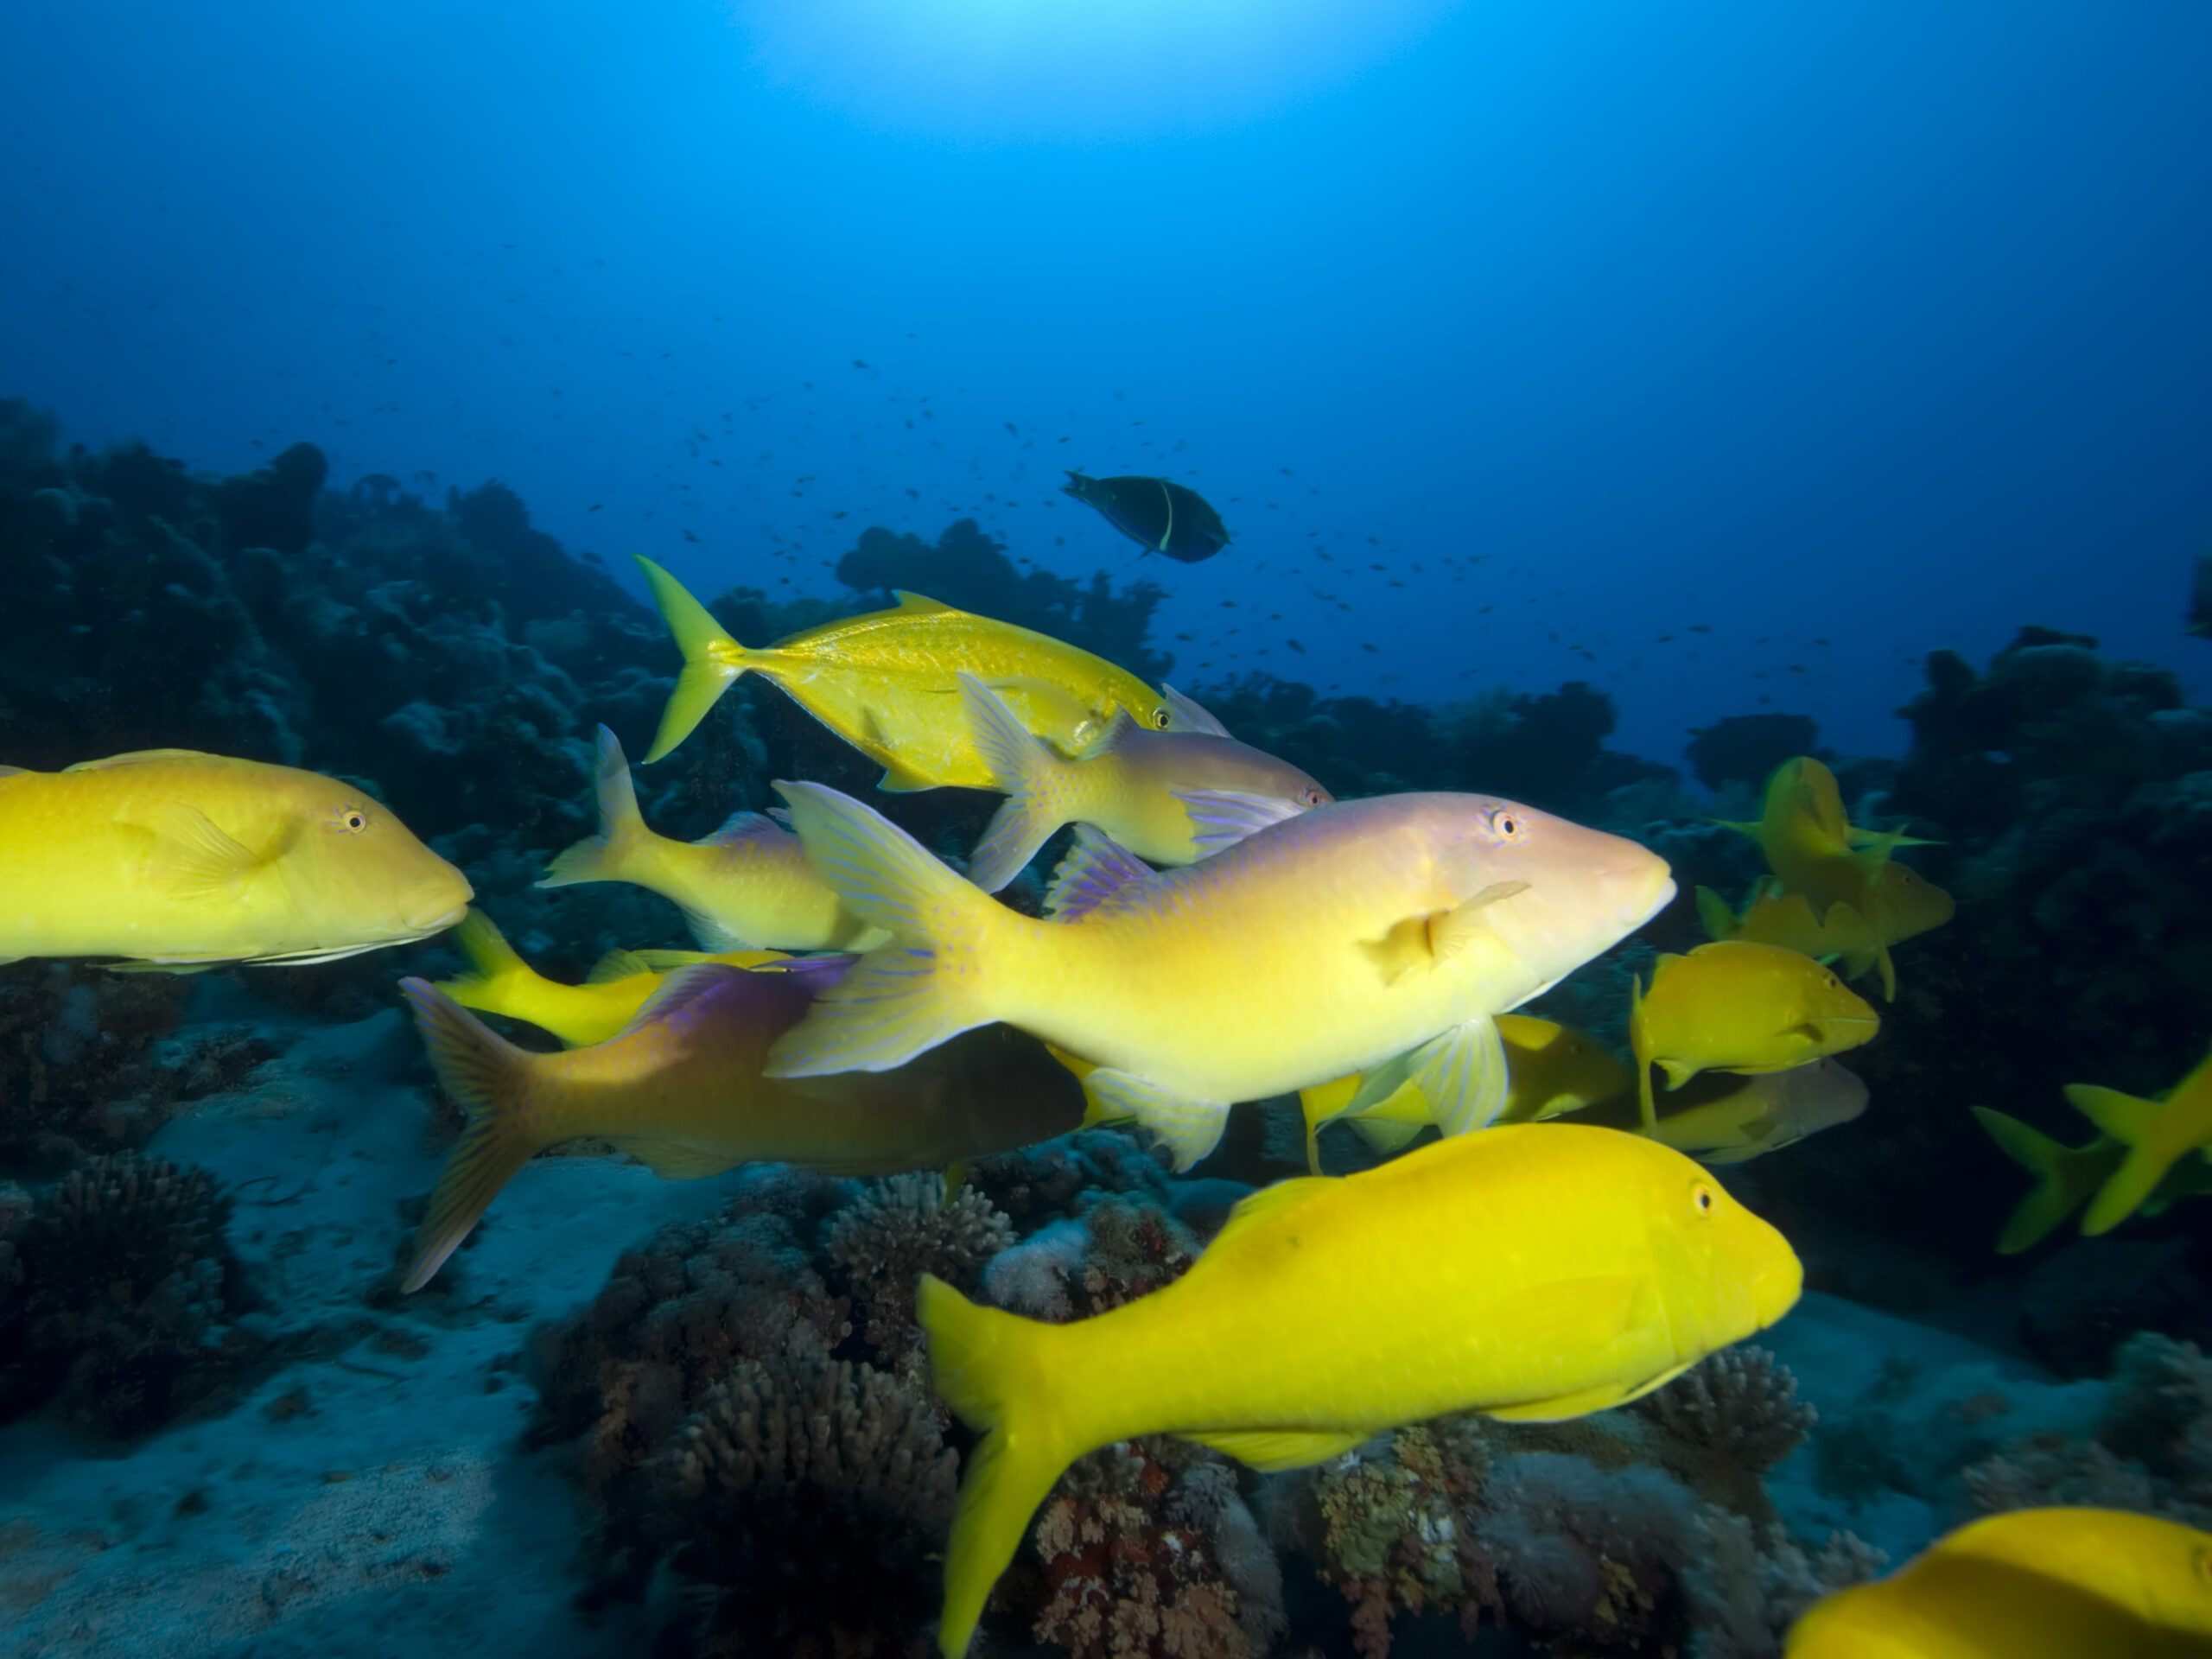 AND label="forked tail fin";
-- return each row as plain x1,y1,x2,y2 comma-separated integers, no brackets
2069,1084,2176,1236
634,555,751,763
762,781,1010,1077
539,726,654,889
961,672,1076,893
918,1274,1079,1657
397,978,548,1291
432,908,544,1022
